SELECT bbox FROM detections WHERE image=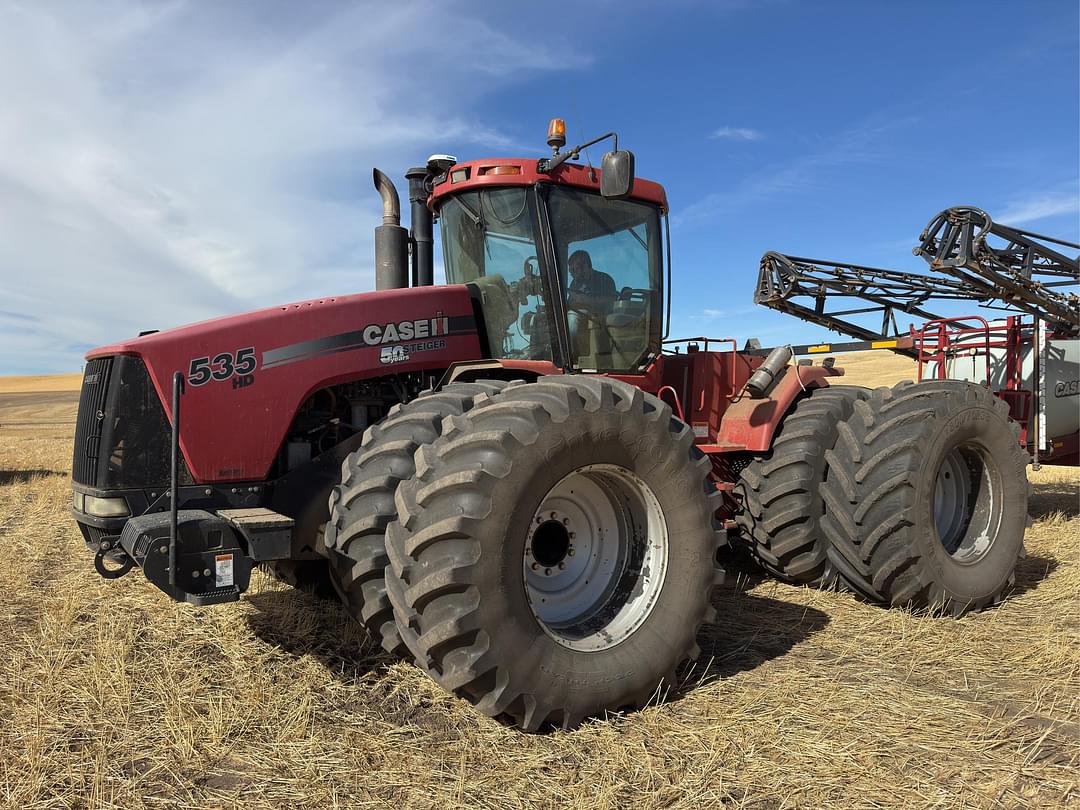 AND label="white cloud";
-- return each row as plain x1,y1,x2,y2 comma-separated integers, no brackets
0,2,588,373
710,126,762,141
995,189,1079,226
